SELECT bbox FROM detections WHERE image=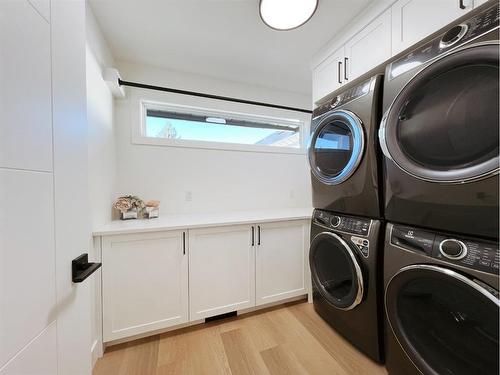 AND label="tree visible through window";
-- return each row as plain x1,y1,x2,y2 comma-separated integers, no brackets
144,107,301,149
